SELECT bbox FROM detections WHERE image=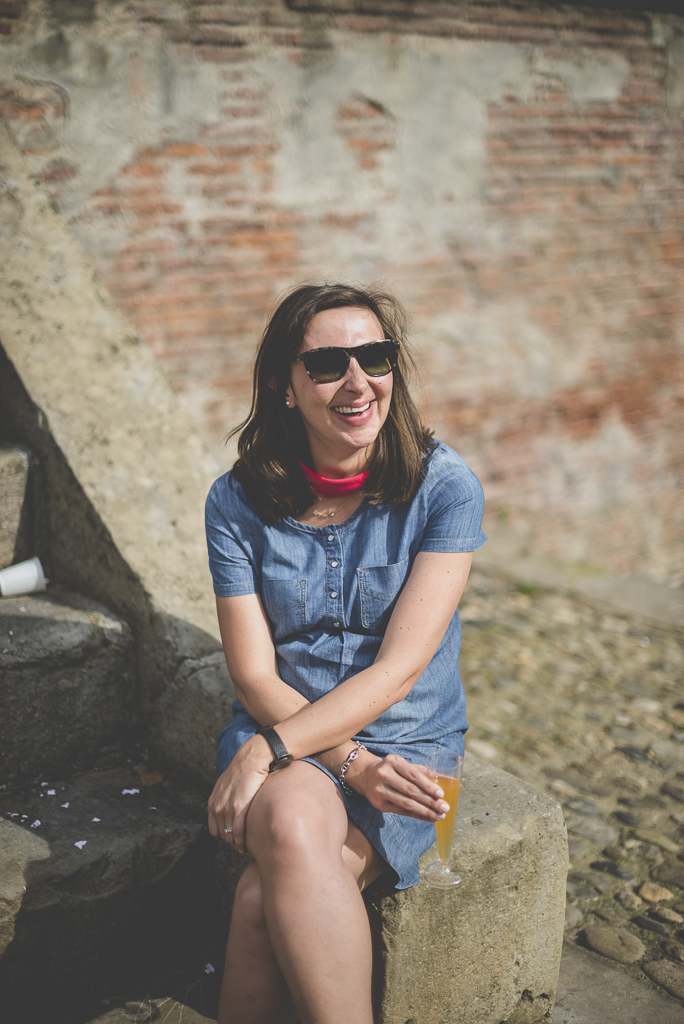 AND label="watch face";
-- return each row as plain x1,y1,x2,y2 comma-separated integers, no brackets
270,755,294,772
